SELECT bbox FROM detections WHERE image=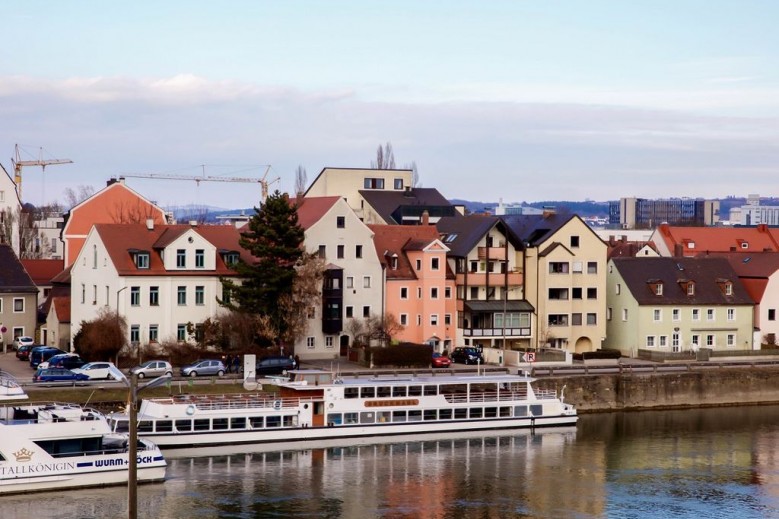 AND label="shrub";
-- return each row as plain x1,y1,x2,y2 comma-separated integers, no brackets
370,343,432,368
573,349,623,361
